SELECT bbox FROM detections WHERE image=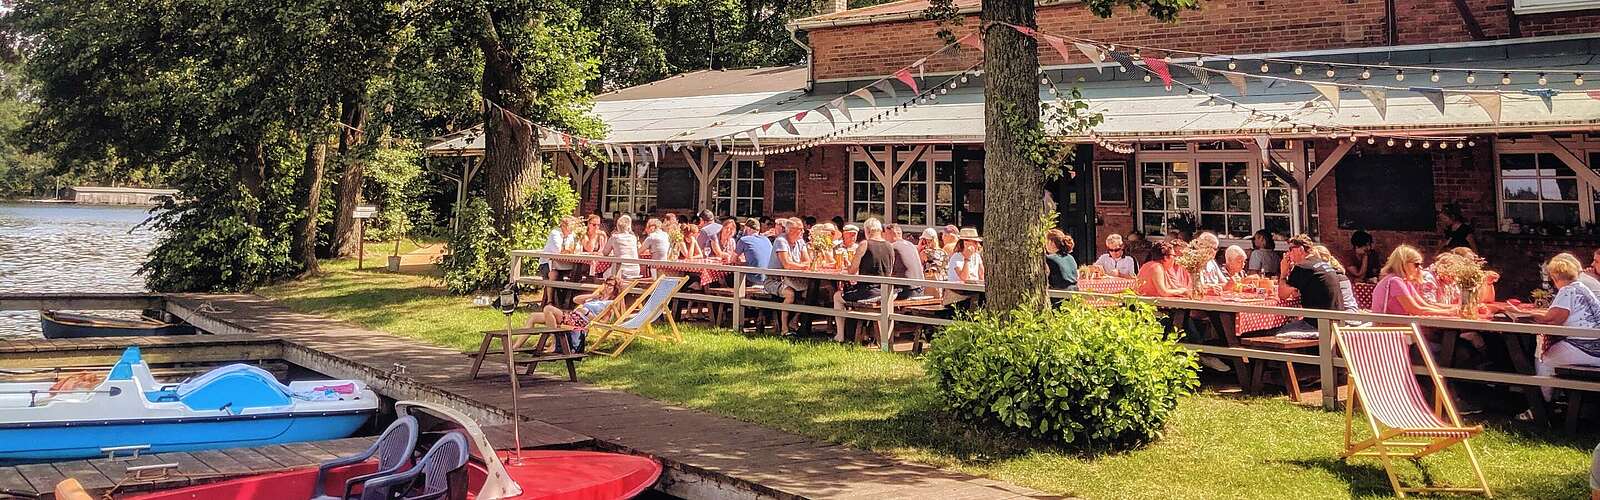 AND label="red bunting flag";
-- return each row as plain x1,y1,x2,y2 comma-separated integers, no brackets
892,68,919,94
958,32,983,51
795,110,808,122
1041,34,1072,65
1589,90,1600,101
1142,56,1172,90
1008,24,1036,36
